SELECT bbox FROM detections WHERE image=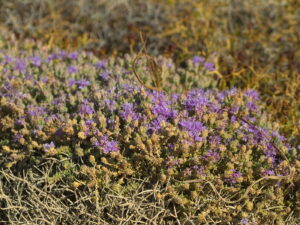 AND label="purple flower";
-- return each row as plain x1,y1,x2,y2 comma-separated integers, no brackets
202,150,220,162
85,119,94,128
241,218,248,225
14,59,26,73
168,143,174,151
41,77,49,83
152,102,178,119
271,130,285,142
68,52,78,60
94,135,119,153
171,93,180,102
262,169,275,176
32,56,42,67
225,169,242,184
16,117,25,126
79,101,95,115
43,142,55,152
51,96,64,105
104,99,116,111
67,66,78,74
58,51,67,59
47,54,58,62
217,88,237,101
204,62,215,71
68,78,90,89
120,103,138,121
27,106,47,117
193,165,206,176
231,169,242,178
150,90,167,103
77,79,90,89
276,181,281,187
13,133,23,143
103,140,118,153
4,55,14,64
209,135,222,147
148,116,166,133
244,89,259,101
192,56,205,64
230,105,239,115
264,143,277,164
121,84,139,92
185,89,209,111
68,78,77,86
246,101,257,111
100,71,110,82
95,60,106,69
179,118,206,141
